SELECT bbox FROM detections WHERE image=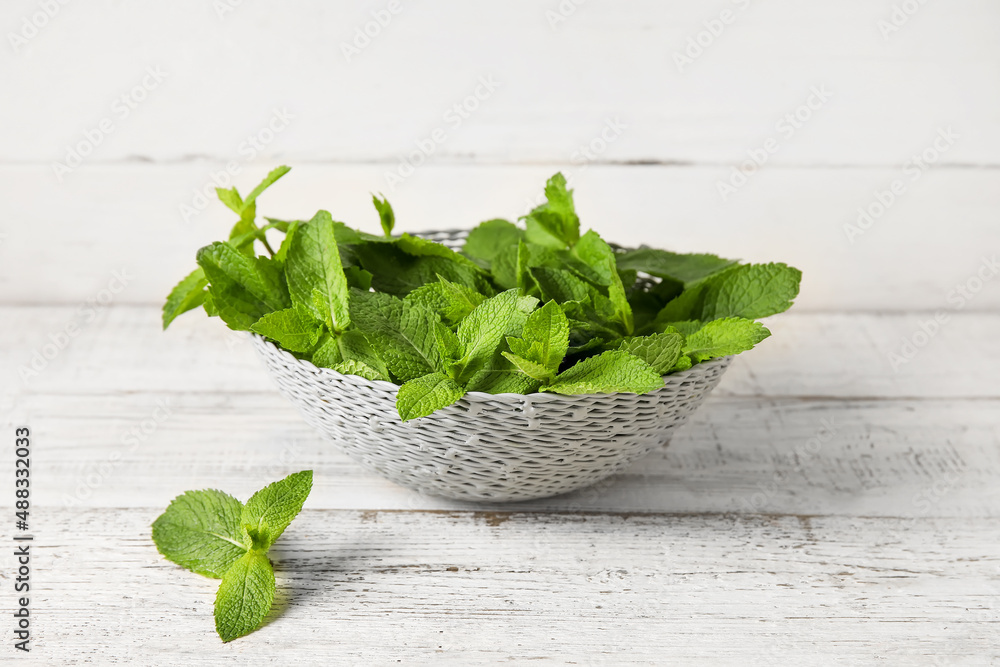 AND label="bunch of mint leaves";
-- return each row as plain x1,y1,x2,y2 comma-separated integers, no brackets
151,471,313,642
164,167,801,421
